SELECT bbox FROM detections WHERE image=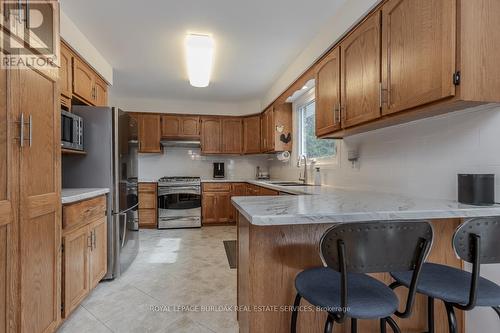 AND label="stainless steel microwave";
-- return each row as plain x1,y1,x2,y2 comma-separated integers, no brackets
61,110,84,151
